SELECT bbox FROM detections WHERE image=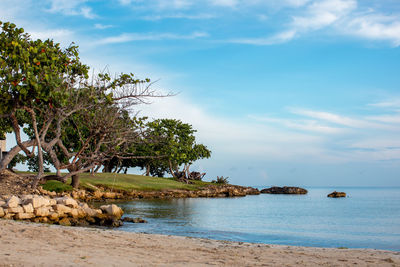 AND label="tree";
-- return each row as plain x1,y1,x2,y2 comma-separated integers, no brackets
145,119,211,180
0,21,88,183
